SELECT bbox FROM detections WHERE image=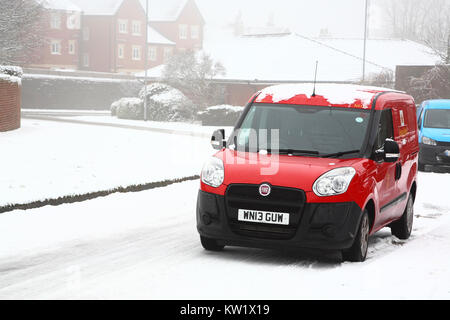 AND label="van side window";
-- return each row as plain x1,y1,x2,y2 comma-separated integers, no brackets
376,109,394,149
